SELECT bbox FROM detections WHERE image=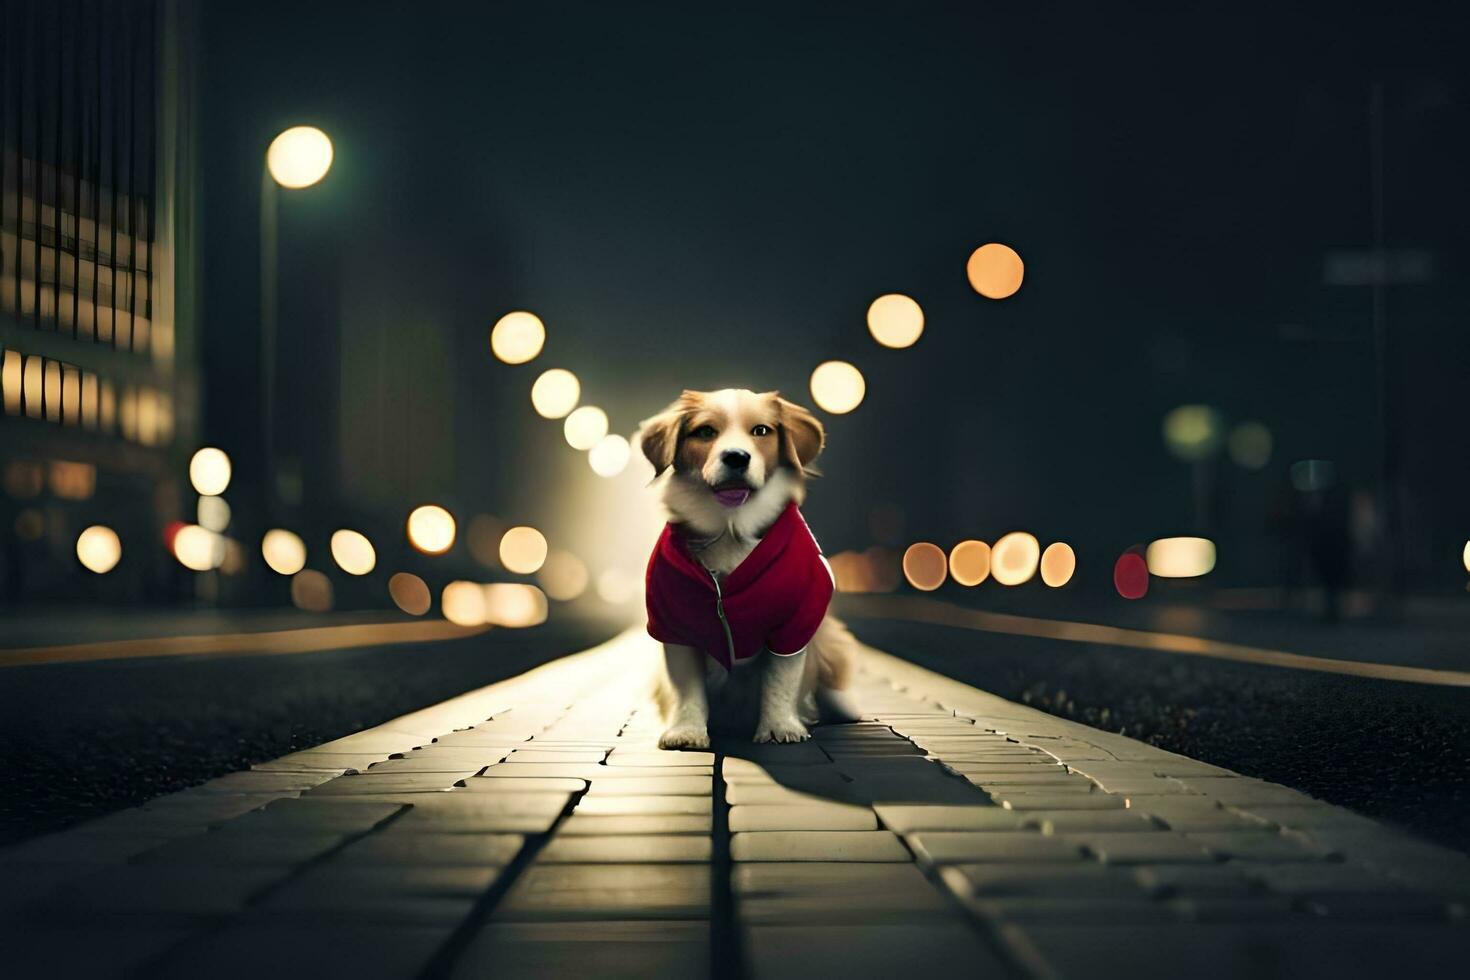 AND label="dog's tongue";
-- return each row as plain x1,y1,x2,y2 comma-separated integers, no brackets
714,487,751,508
